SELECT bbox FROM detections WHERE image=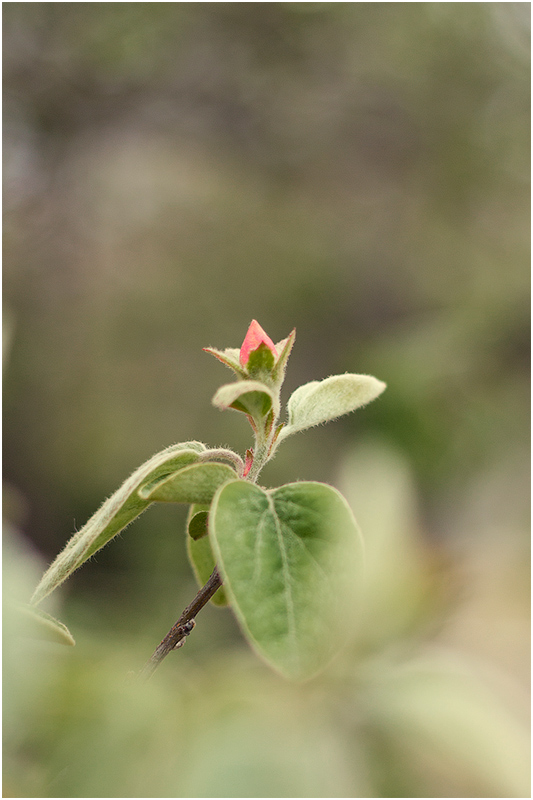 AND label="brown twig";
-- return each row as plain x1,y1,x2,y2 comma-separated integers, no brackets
139,567,222,680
